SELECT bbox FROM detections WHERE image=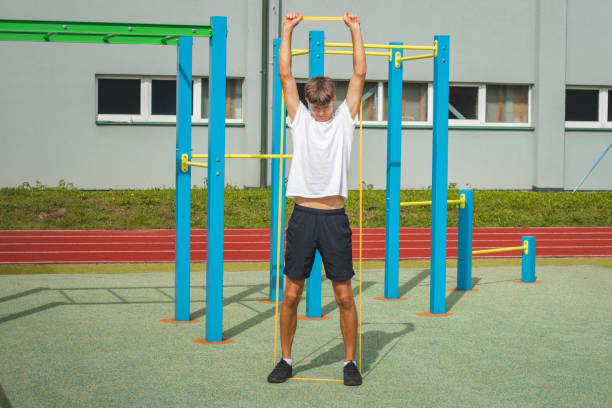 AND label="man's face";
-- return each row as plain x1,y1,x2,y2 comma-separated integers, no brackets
306,96,335,122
